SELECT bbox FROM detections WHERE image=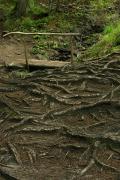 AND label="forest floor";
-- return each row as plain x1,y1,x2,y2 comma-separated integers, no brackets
0,37,35,65
0,37,119,180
